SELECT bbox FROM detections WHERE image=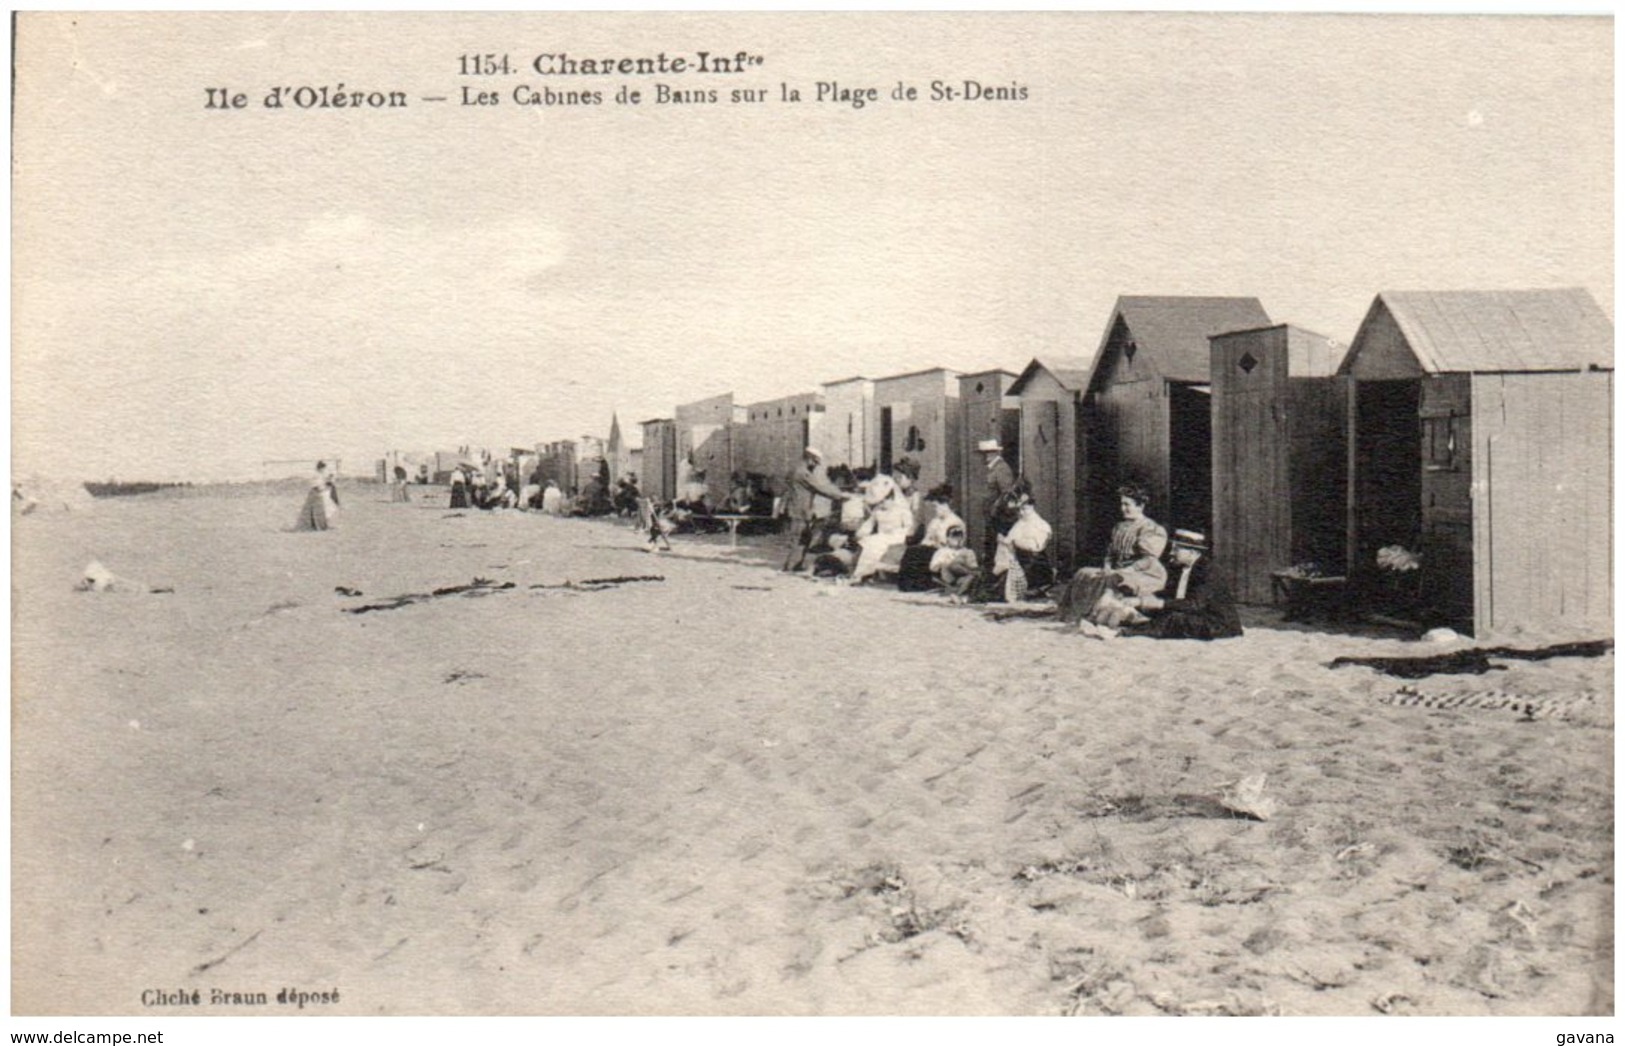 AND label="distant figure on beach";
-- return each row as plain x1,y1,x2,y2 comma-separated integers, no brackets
782,447,848,572
392,465,411,503
1100,529,1242,641
542,480,564,516
449,466,470,509
294,461,340,531
644,500,676,553
1056,483,1168,626
616,474,642,518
